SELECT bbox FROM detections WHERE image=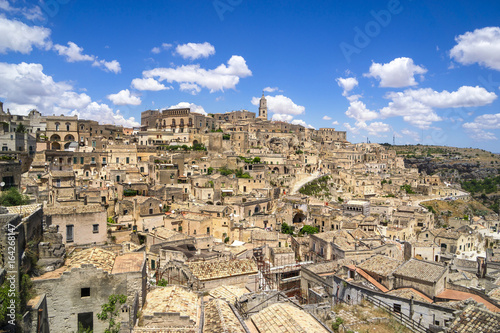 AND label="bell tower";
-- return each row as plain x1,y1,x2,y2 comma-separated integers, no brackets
258,92,267,120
